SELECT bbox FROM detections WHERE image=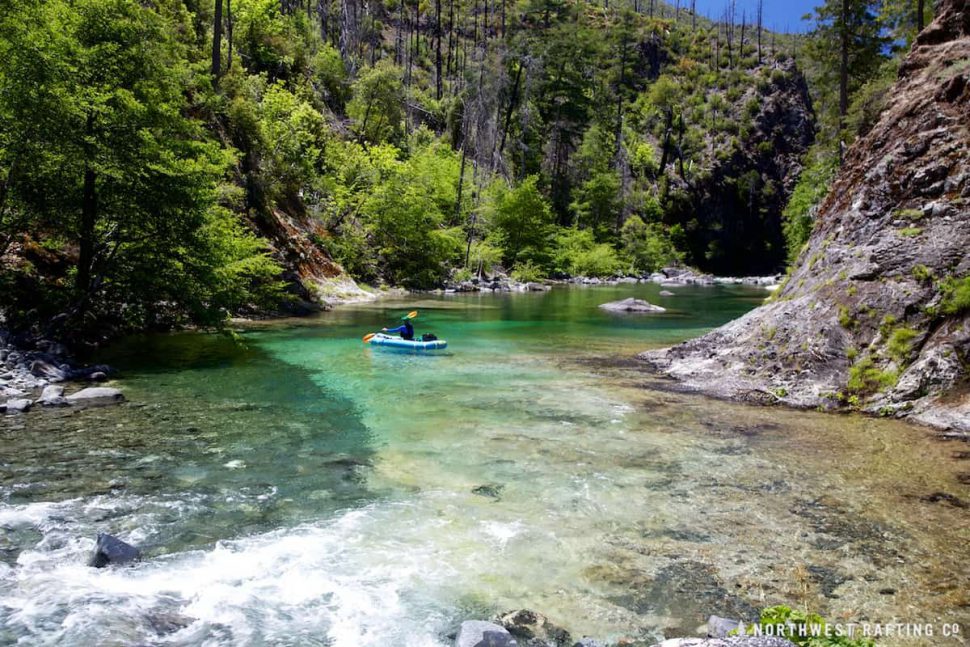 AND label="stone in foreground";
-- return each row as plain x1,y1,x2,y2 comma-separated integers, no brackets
455,620,518,647
65,387,125,406
89,533,141,568
599,298,666,313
